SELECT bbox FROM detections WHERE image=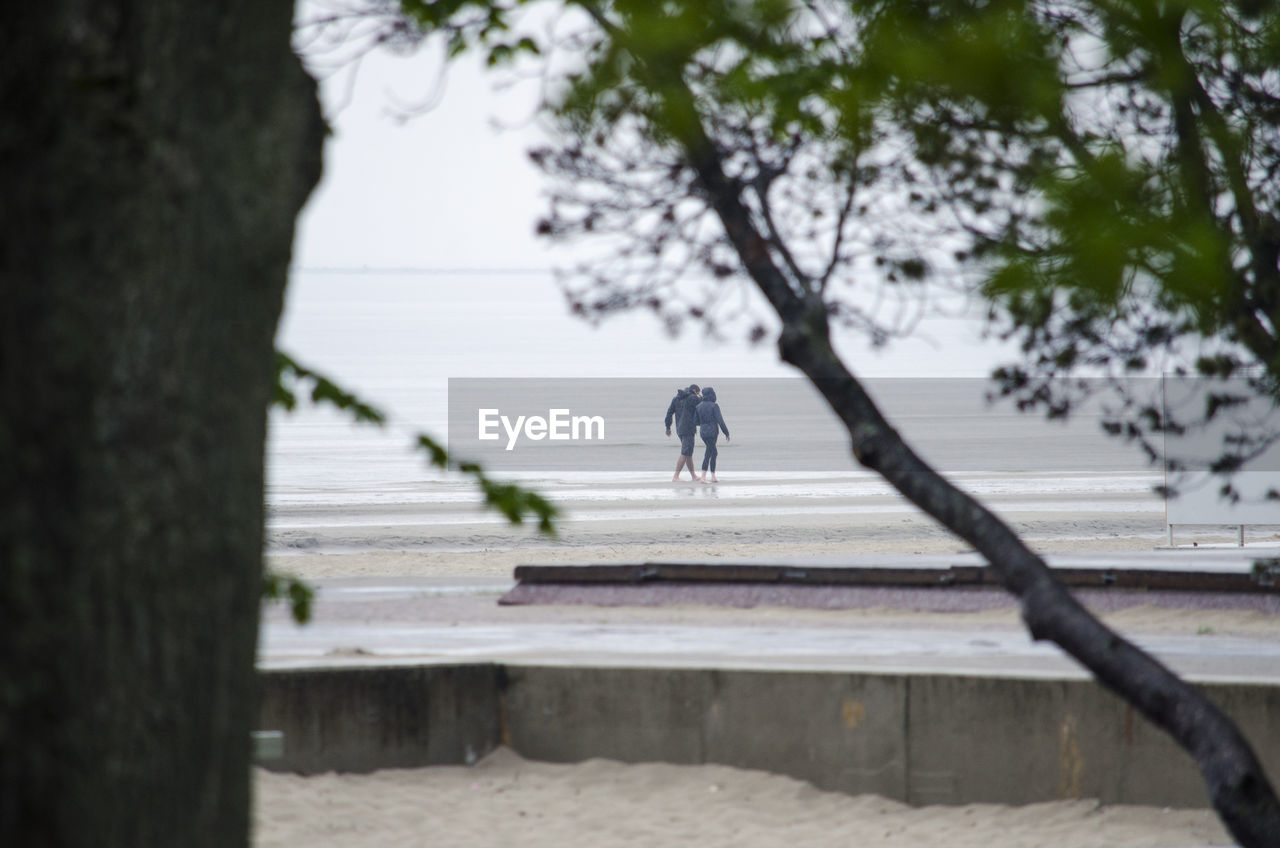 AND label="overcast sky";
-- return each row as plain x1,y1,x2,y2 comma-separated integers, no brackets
284,10,1012,384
